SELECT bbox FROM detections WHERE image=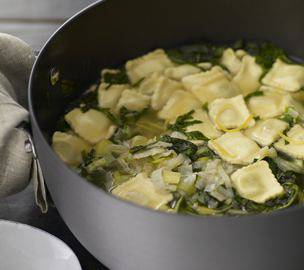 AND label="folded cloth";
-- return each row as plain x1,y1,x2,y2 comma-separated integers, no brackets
0,33,47,212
